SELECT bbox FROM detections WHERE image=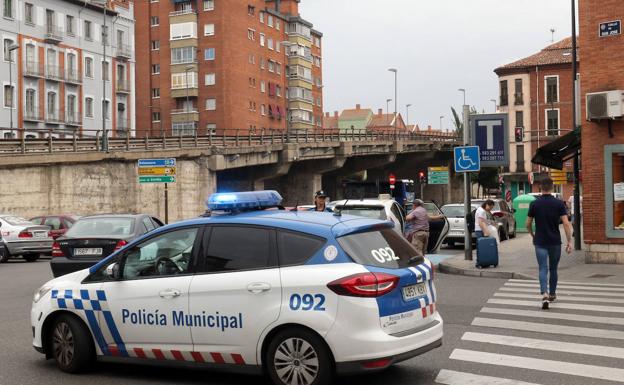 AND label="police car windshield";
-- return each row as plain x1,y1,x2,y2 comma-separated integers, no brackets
65,217,134,238
337,228,422,268
338,207,387,220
